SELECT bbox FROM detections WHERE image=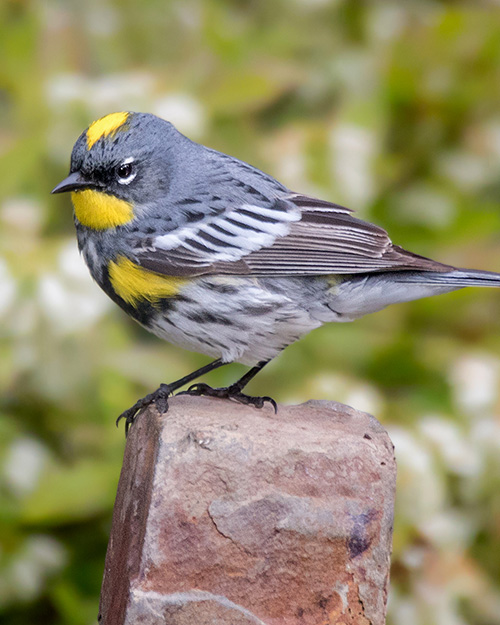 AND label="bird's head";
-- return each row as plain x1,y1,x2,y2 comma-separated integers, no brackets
51,112,180,230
